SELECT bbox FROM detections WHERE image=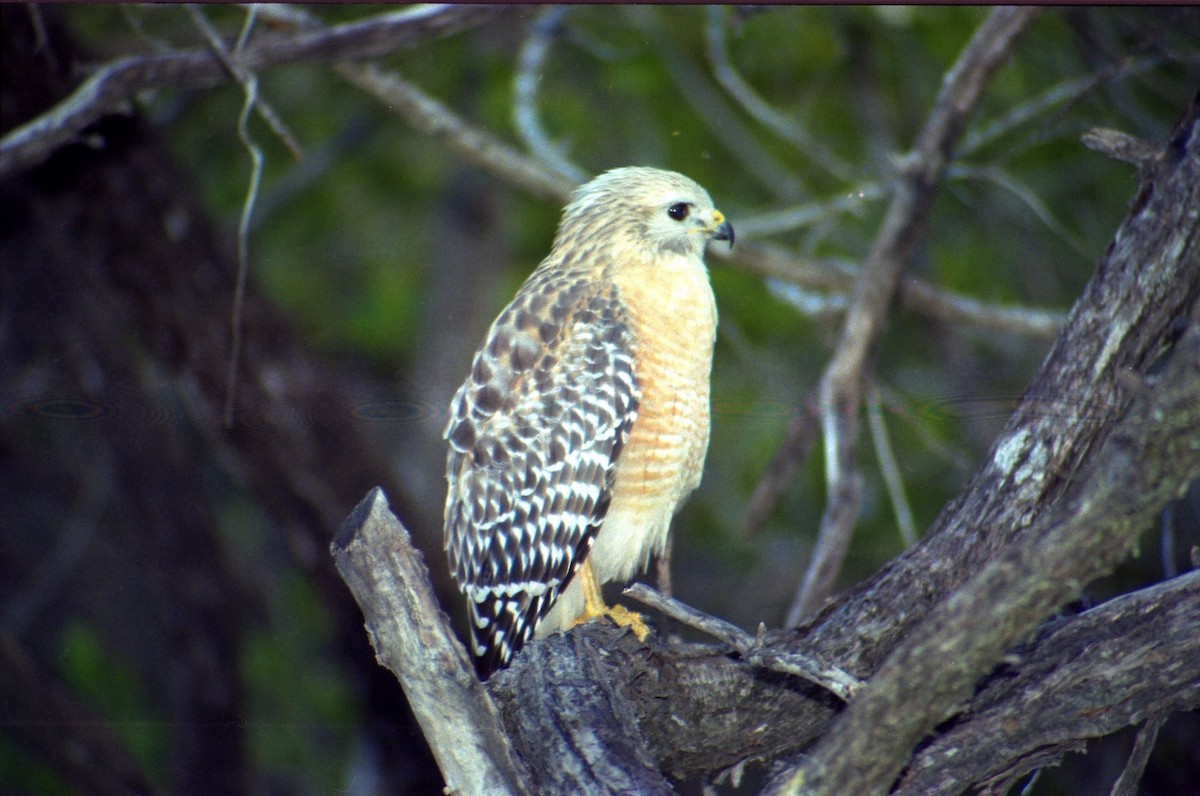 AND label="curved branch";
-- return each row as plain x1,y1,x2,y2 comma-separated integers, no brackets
704,6,854,183
513,7,588,185
788,8,1041,622
0,4,507,175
